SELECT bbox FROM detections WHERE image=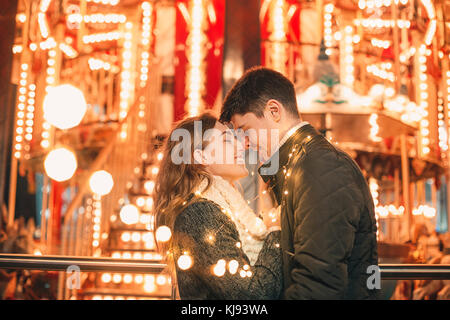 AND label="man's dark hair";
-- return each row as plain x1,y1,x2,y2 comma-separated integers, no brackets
220,66,300,123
